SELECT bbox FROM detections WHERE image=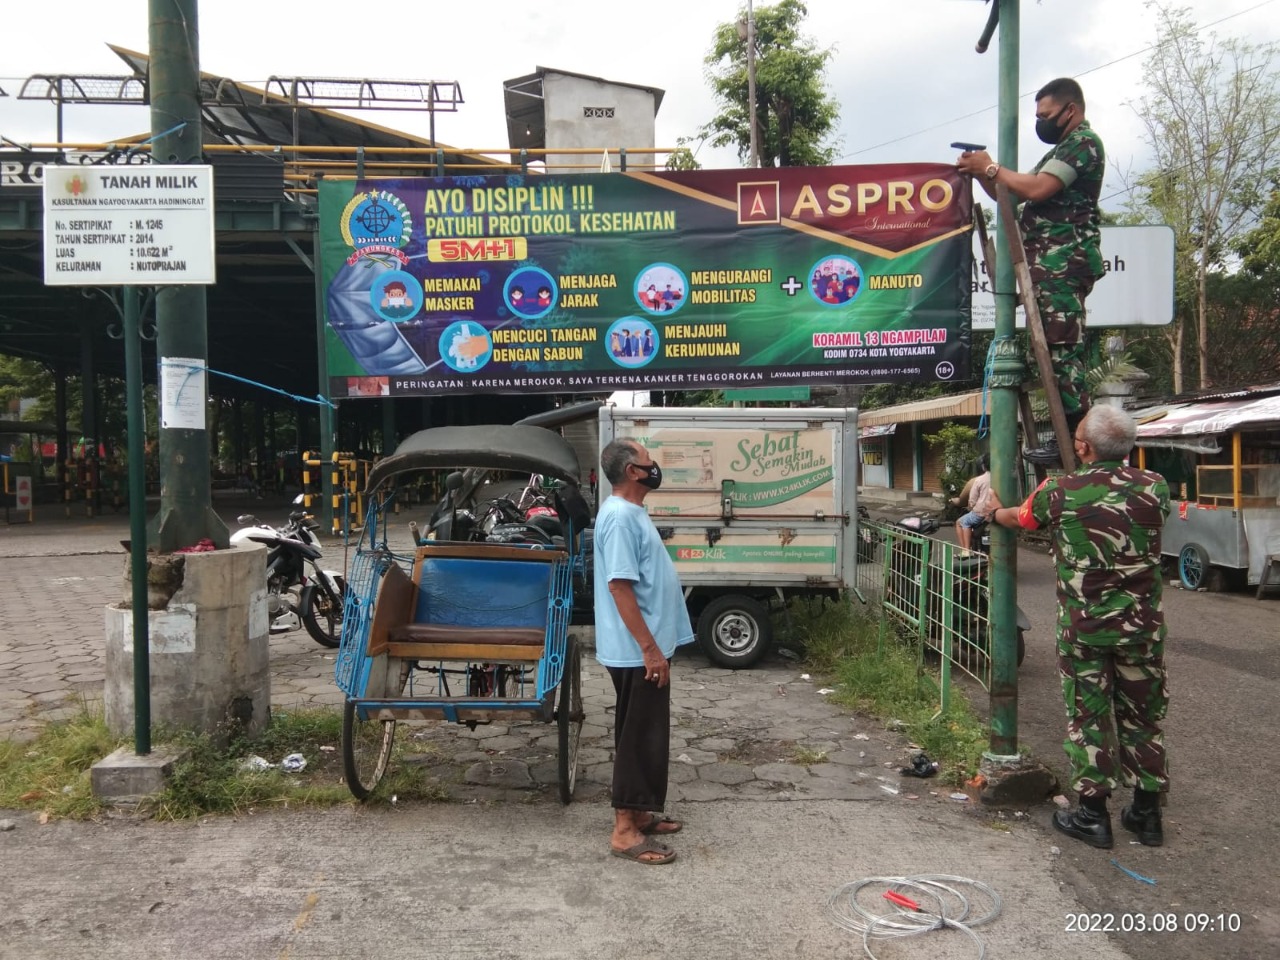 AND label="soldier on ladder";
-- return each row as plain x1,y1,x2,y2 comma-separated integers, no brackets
958,77,1107,467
